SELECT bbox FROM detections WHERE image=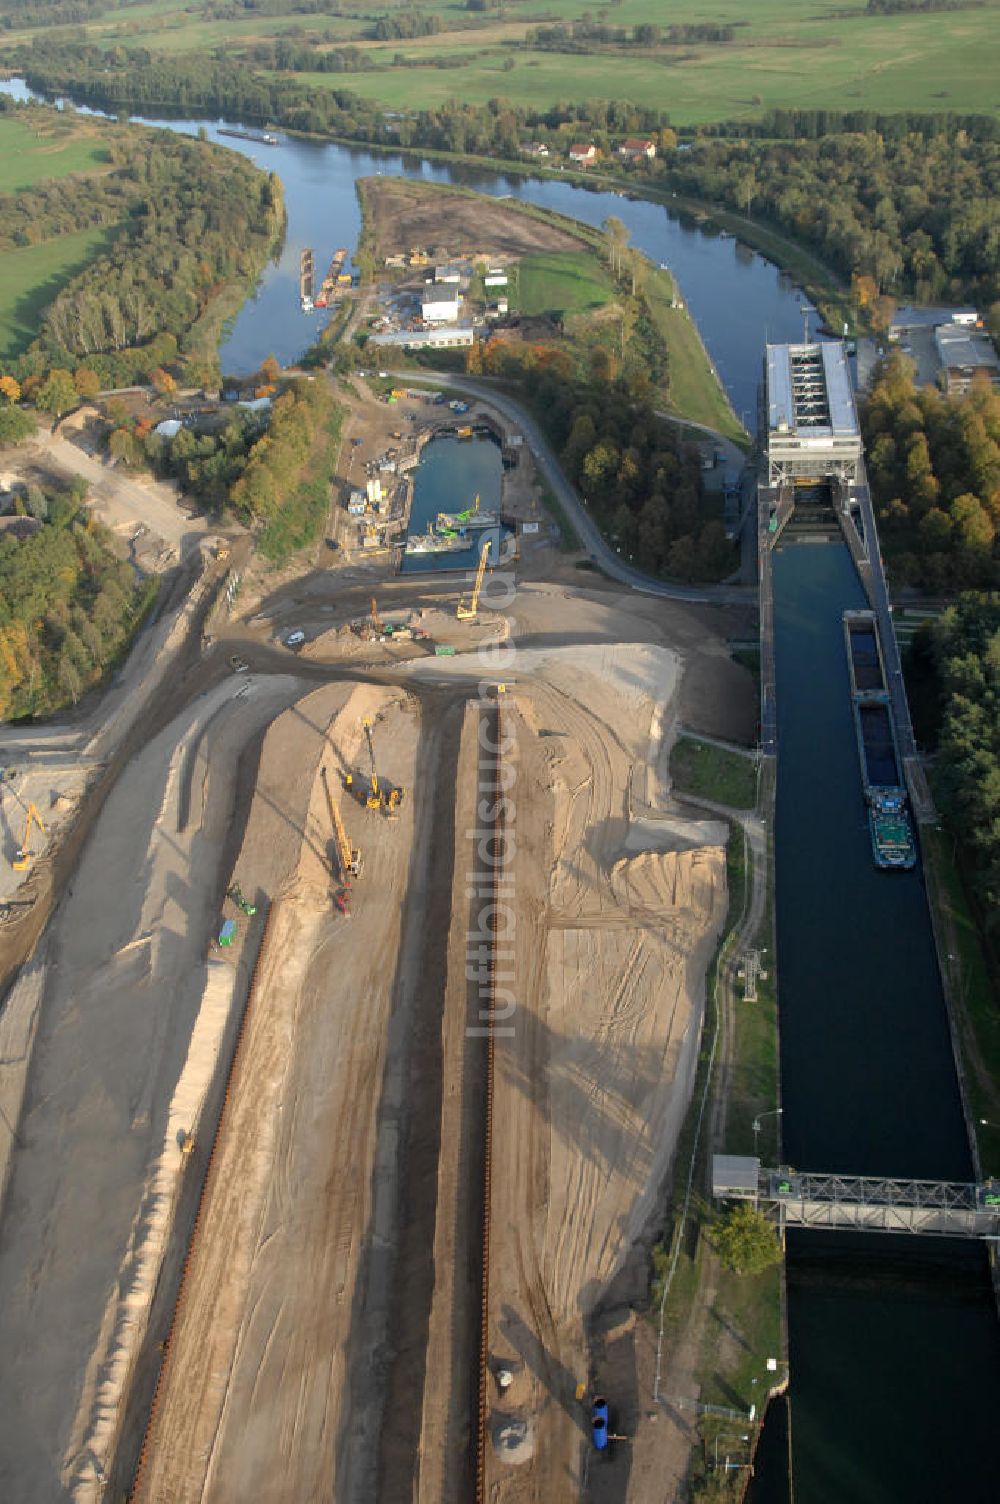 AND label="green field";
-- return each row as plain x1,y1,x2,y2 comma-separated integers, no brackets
4,0,1000,122
511,251,614,318
282,4,1000,123
643,269,746,443
670,735,758,810
0,225,119,359
0,115,111,193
